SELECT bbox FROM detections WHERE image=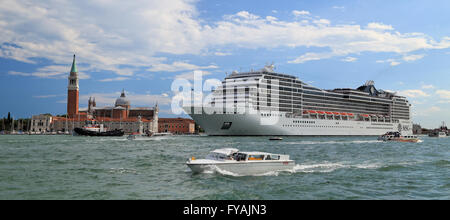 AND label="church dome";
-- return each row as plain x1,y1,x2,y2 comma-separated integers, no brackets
115,90,130,107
